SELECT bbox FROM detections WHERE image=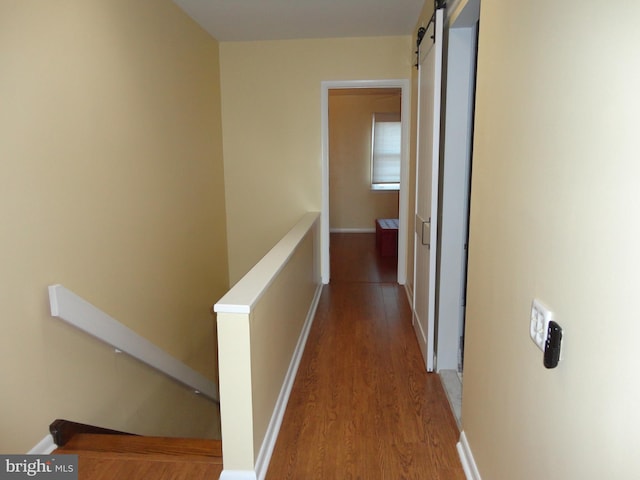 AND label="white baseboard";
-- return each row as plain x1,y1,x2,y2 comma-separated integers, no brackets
253,284,323,480
404,283,413,308
457,431,482,480
219,471,257,480
412,313,428,368
329,228,376,233
28,434,56,454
